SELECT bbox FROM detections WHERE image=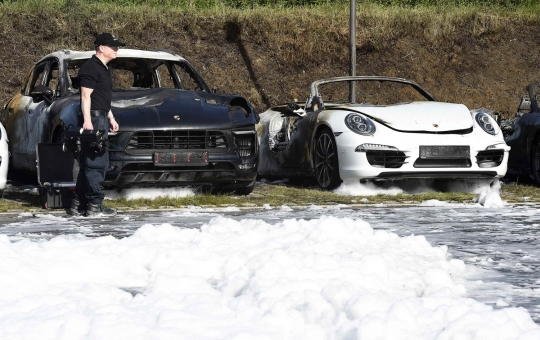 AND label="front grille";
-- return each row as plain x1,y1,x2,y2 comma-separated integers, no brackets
476,150,504,168
366,151,408,168
235,135,256,157
127,130,228,150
